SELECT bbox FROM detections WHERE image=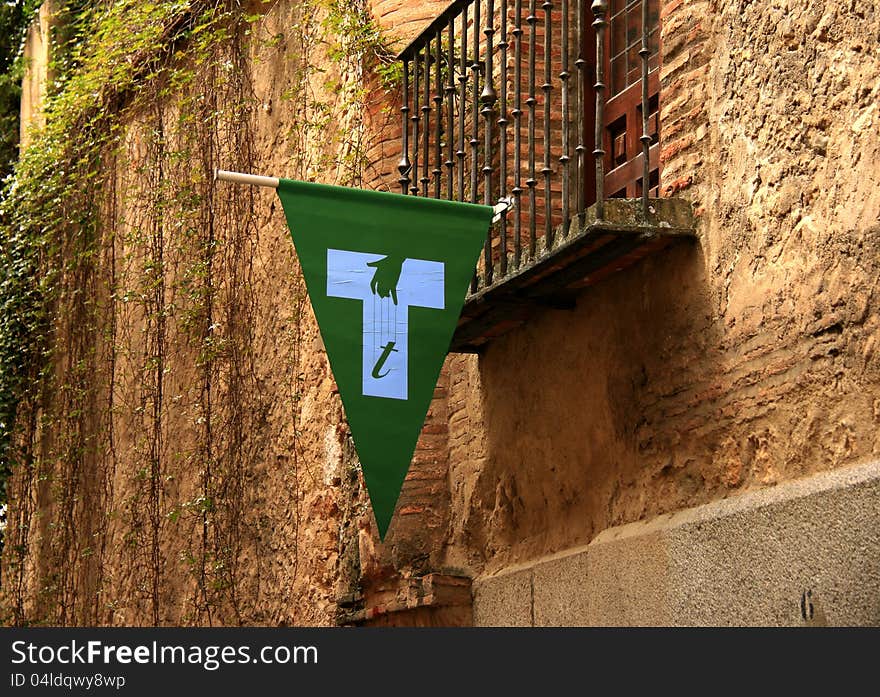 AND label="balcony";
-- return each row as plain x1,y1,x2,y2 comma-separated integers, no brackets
394,0,696,351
